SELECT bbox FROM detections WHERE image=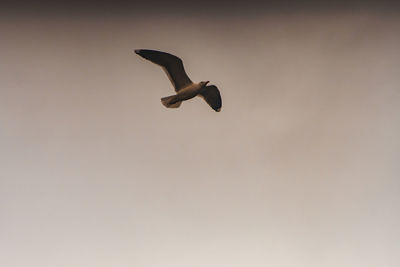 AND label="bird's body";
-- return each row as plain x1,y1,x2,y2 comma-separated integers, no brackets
176,82,206,101
135,49,222,112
